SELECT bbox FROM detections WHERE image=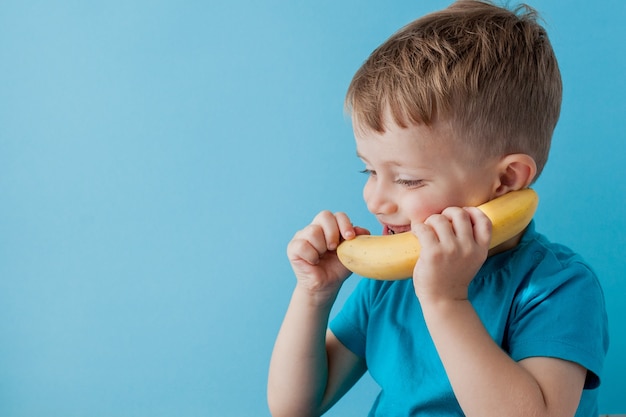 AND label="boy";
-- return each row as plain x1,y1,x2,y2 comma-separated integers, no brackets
267,1,608,416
